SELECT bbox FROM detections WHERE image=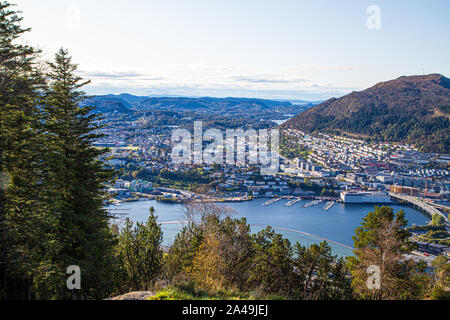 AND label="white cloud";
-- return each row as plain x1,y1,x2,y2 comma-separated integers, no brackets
78,63,362,100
